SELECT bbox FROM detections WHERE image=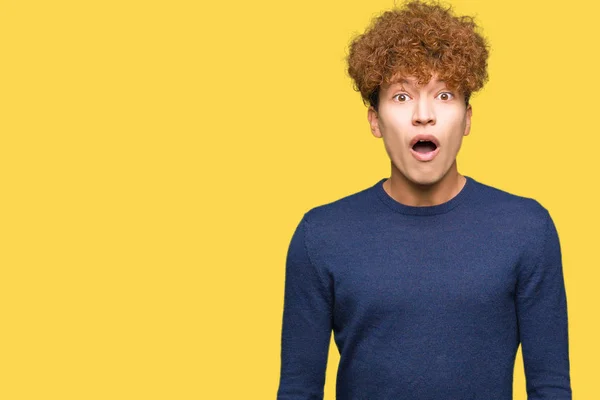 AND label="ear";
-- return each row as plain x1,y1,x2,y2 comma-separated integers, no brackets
463,104,472,137
368,106,382,138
